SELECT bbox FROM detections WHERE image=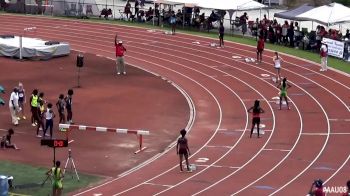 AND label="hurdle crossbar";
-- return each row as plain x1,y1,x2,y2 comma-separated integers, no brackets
59,124,149,154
